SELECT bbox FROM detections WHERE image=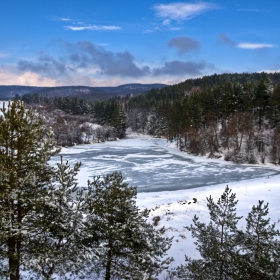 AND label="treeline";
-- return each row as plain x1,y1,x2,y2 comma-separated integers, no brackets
22,94,127,145
126,72,280,108
20,72,280,163
126,72,280,164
